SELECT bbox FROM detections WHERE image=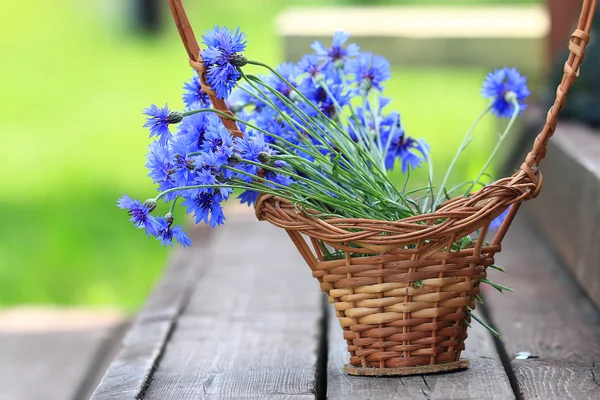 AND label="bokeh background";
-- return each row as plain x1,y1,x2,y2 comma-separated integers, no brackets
0,0,540,311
